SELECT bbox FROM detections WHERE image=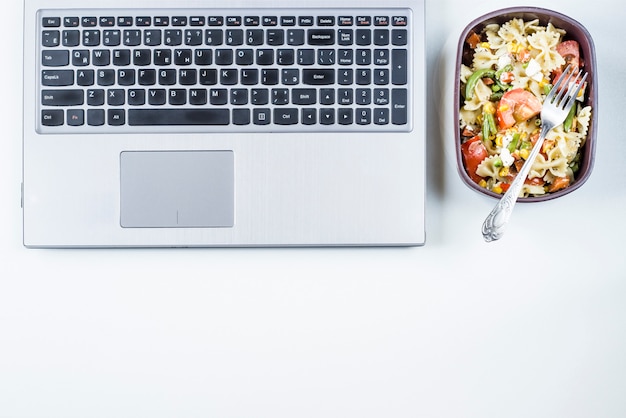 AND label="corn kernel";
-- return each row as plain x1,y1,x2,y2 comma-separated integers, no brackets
519,148,530,160
479,179,487,188
495,136,503,147
492,185,503,194
499,167,510,177
483,102,496,114
480,42,490,49
507,42,519,53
